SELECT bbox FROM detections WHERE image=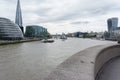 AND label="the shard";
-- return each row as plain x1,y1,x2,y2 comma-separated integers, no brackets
15,0,24,33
